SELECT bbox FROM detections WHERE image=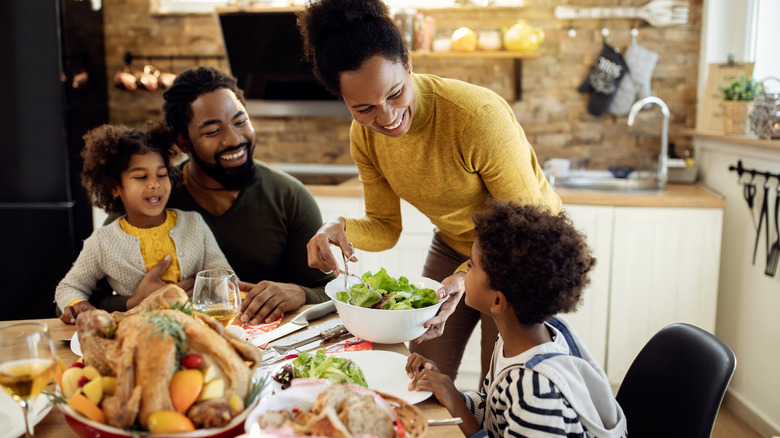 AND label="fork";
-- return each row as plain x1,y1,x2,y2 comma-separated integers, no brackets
554,1,689,27
341,250,382,301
